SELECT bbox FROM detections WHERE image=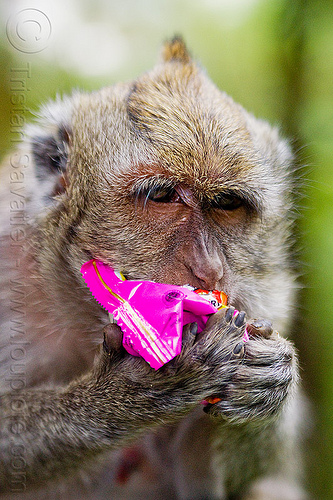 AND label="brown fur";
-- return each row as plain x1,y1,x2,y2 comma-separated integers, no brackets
0,38,306,499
